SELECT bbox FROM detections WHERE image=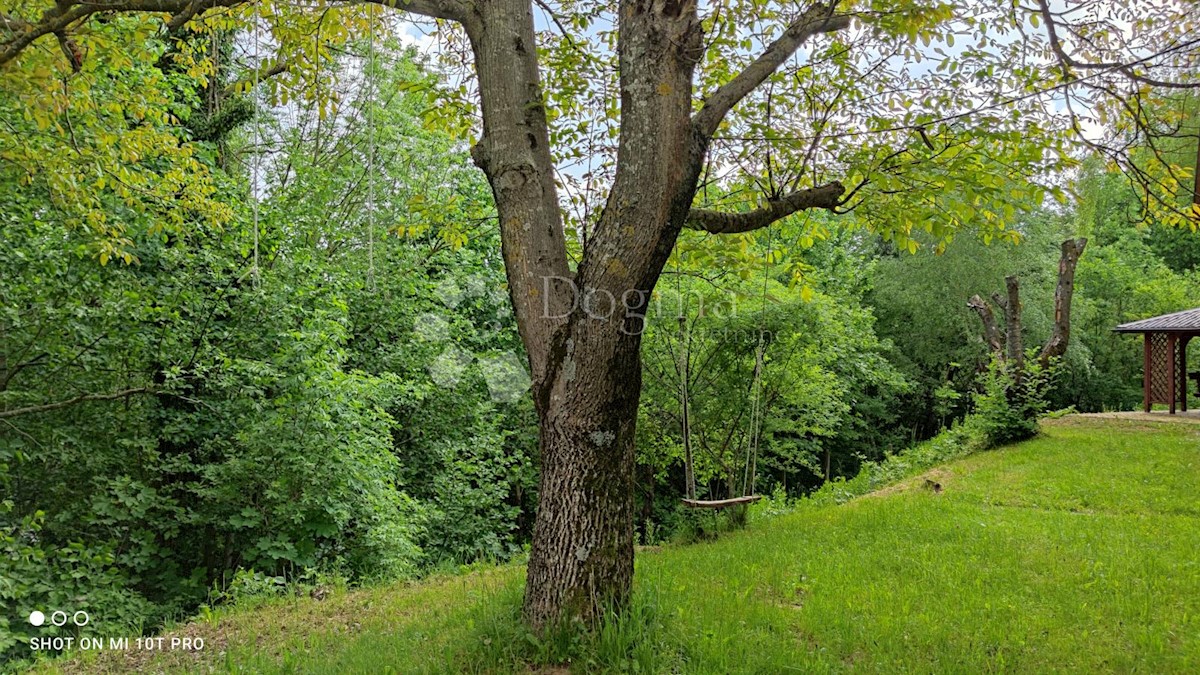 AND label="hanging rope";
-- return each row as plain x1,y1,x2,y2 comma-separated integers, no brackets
742,332,766,497
365,6,377,290
742,229,773,498
679,231,774,510
250,0,261,285
675,248,696,501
